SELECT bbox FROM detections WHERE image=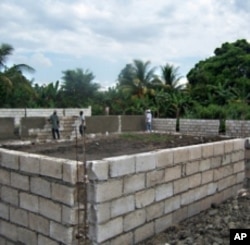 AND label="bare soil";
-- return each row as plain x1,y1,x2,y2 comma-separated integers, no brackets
2,132,232,161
